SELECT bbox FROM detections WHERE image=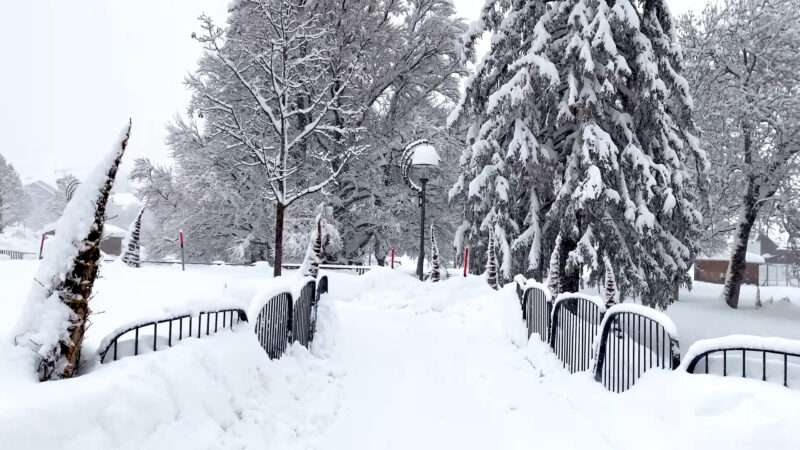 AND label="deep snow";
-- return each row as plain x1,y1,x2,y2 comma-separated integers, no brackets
2,263,800,449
